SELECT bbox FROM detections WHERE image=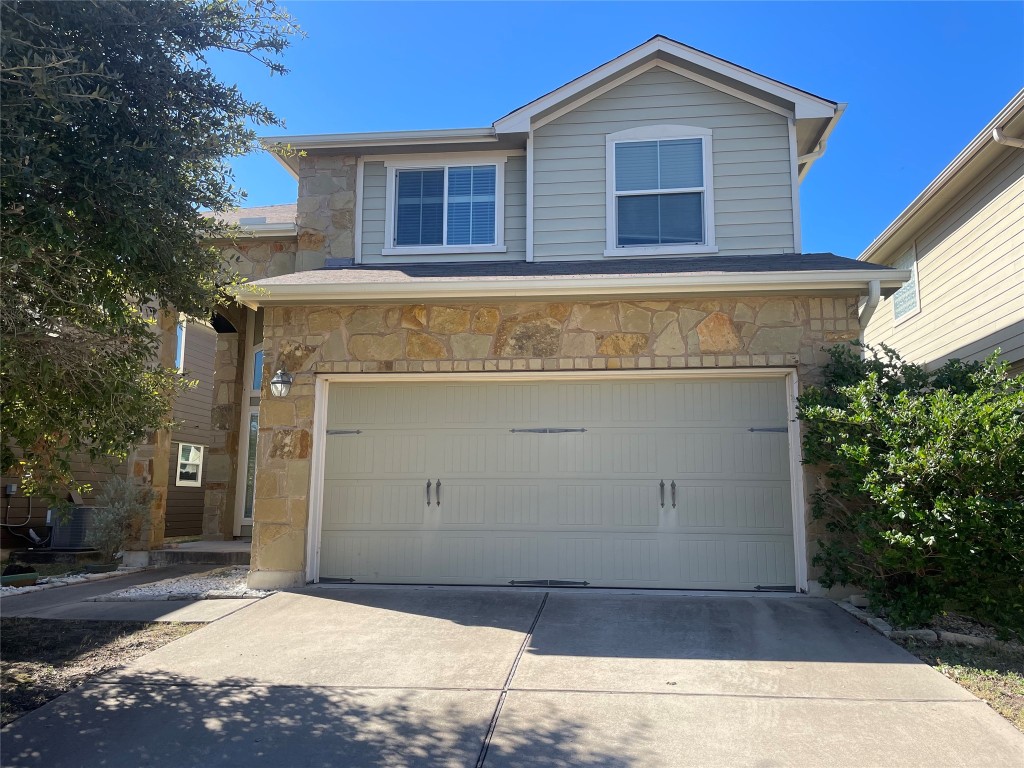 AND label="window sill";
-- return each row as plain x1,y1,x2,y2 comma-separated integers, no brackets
603,245,719,258
382,244,507,257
